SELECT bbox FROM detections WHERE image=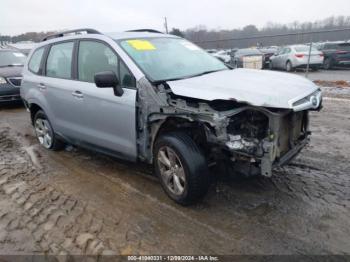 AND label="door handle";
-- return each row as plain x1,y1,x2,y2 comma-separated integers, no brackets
72,90,84,99
37,83,46,91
